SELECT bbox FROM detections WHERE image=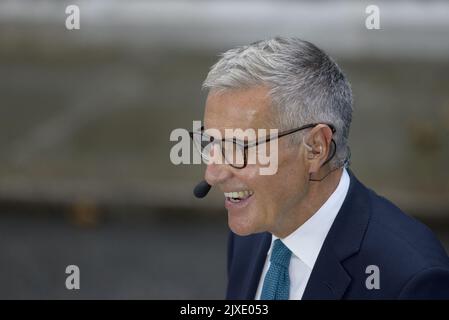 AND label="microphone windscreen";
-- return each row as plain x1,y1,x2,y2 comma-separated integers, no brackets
193,180,212,198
